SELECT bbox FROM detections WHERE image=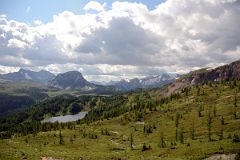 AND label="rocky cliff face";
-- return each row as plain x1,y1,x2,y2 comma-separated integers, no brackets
48,71,96,90
188,60,240,85
163,59,240,96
